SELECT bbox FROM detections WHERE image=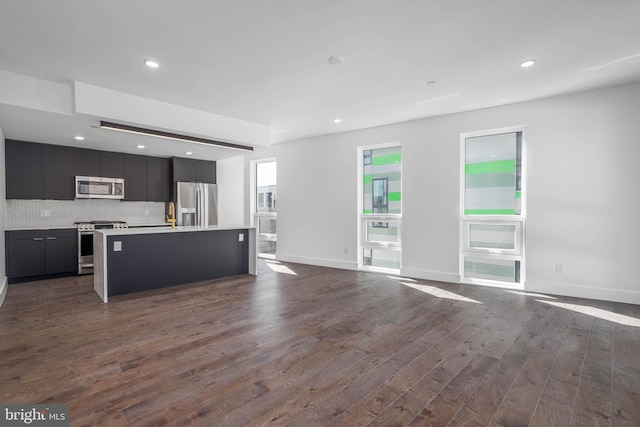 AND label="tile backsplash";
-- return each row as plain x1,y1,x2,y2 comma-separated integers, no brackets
7,199,167,229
